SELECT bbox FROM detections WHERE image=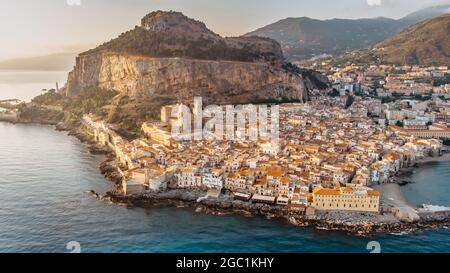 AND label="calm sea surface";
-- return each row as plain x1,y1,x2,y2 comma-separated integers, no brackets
0,70,67,102
0,71,449,253
401,160,450,207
